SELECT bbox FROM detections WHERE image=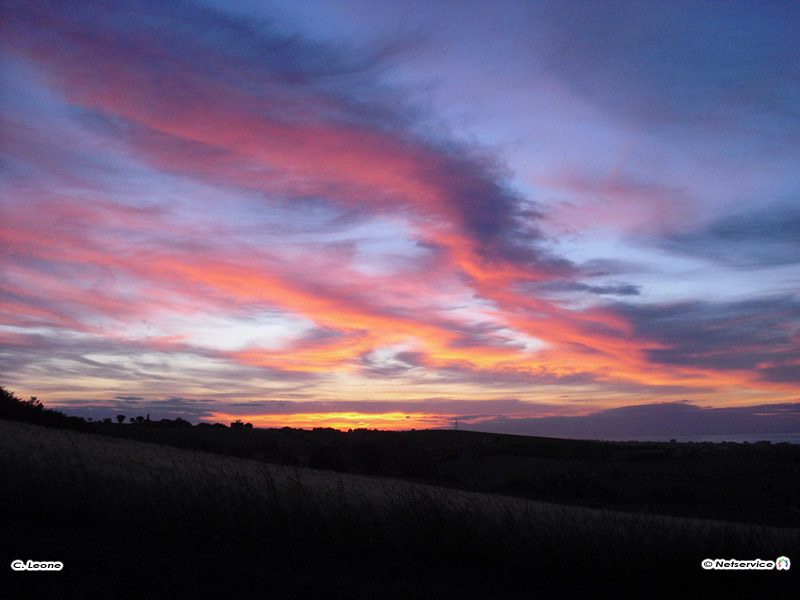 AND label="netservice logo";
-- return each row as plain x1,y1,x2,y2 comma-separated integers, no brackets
775,556,791,571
